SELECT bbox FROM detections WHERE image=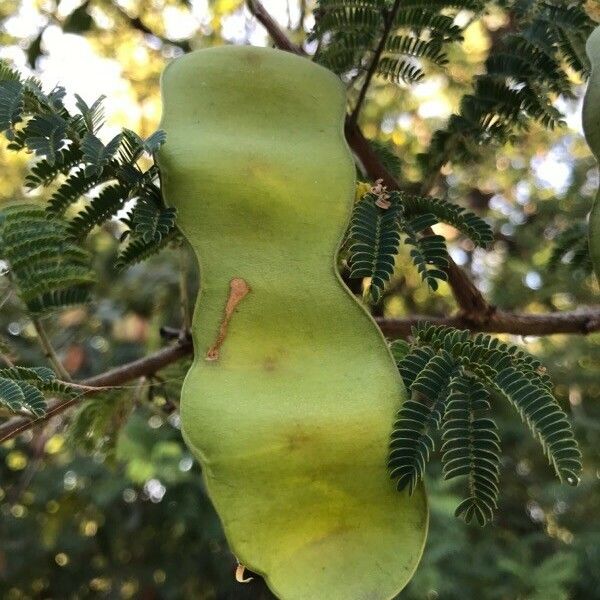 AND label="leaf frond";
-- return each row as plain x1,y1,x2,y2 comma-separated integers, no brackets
442,376,500,526
420,2,595,169
0,60,172,268
0,204,95,314
389,323,582,524
116,227,179,270
401,193,493,247
0,365,78,416
67,184,128,239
